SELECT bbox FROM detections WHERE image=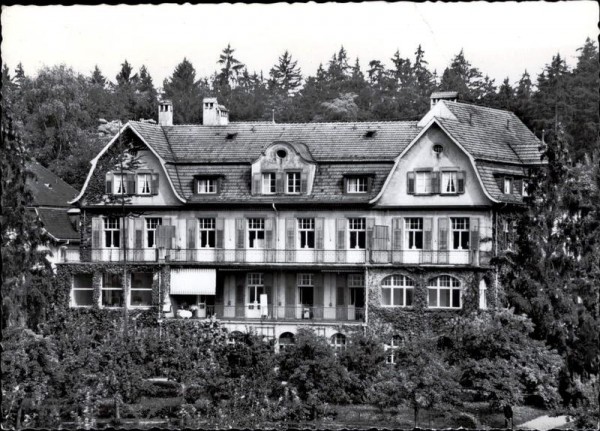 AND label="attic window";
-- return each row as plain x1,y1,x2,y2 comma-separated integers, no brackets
276,149,287,159
433,144,444,154
364,130,377,138
226,132,238,140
